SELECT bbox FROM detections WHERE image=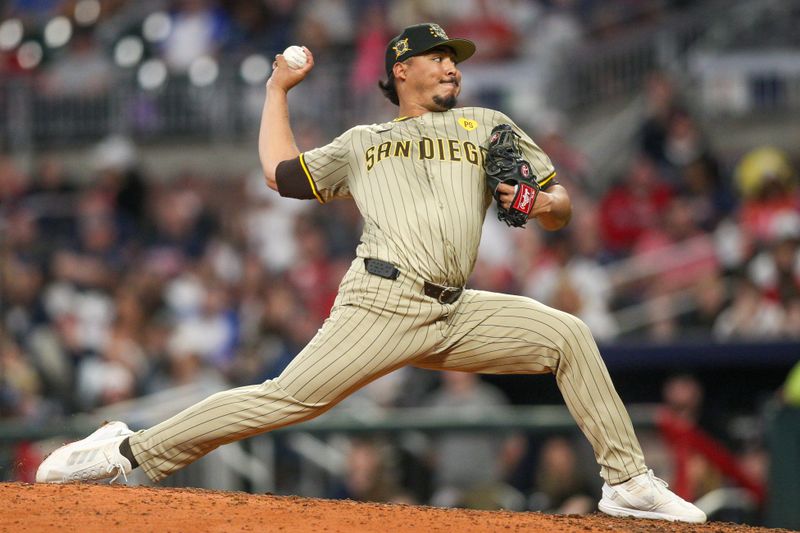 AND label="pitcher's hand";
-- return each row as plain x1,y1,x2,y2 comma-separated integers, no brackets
267,47,314,93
